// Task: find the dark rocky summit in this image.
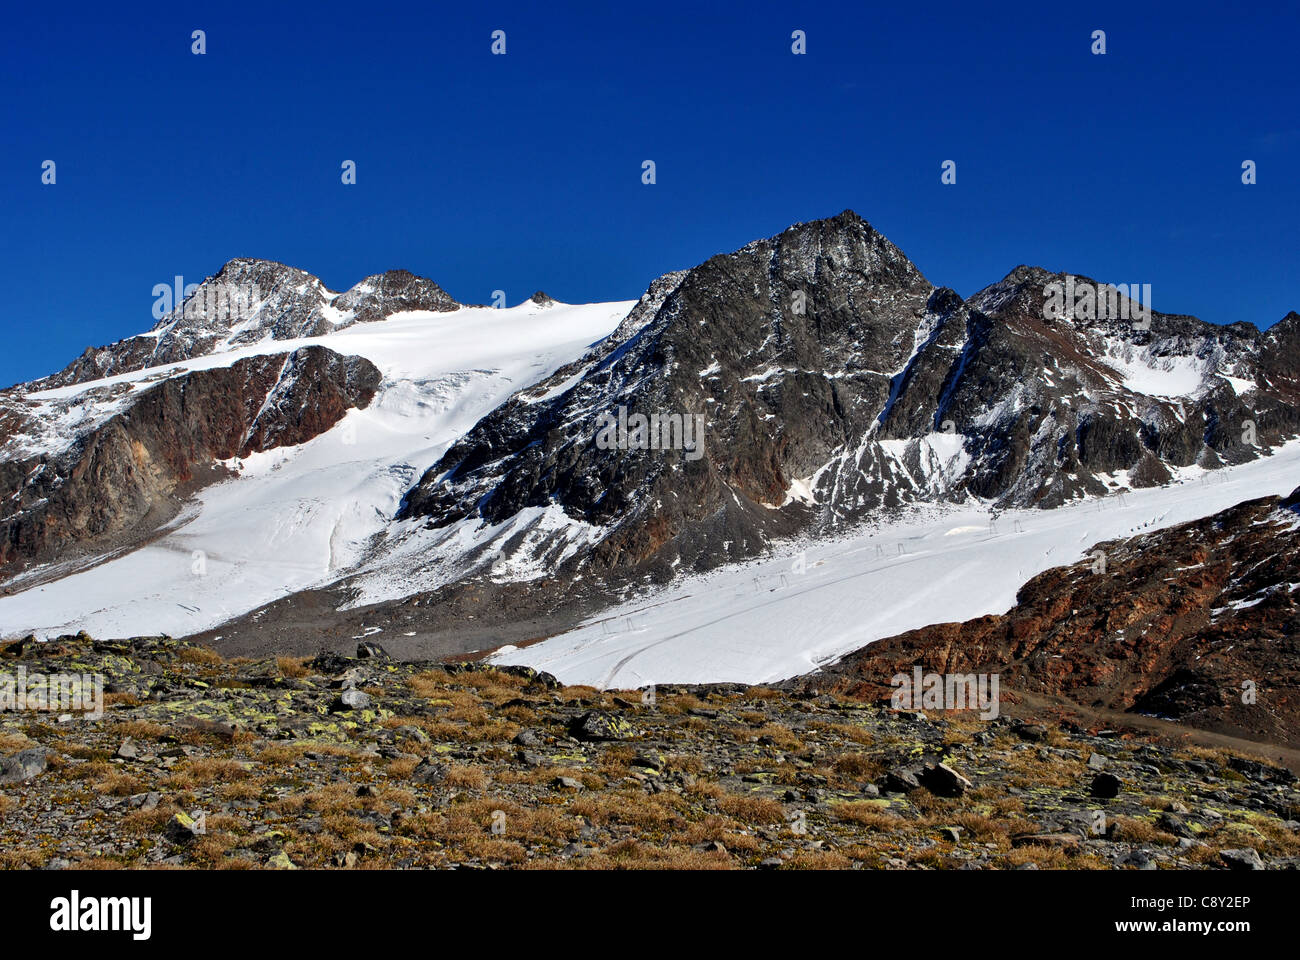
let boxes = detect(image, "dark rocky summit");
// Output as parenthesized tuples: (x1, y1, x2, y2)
(400, 210, 1299, 587)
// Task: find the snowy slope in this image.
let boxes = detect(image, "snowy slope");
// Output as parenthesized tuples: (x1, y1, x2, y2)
(491, 439, 1300, 687)
(0, 300, 634, 639)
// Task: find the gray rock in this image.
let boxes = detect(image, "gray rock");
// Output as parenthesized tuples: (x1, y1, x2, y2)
(0, 748, 49, 785)
(1156, 812, 1192, 838)
(331, 689, 372, 712)
(630, 752, 664, 771)
(1014, 723, 1048, 742)
(410, 759, 448, 785)
(569, 711, 635, 741)
(164, 812, 203, 844)
(919, 762, 973, 797)
(1220, 847, 1264, 870)
(1090, 773, 1122, 799)
(1121, 848, 1158, 870)
(882, 767, 922, 793)
(395, 725, 430, 744)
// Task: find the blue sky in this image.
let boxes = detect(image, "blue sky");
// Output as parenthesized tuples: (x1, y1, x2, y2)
(3, 0, 1297, 387)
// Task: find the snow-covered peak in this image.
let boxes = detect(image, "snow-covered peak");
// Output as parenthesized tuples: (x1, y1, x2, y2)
(22, 260, 462, 393)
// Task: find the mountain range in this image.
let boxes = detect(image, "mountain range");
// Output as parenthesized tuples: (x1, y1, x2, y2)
(2, 210, 1297, 747)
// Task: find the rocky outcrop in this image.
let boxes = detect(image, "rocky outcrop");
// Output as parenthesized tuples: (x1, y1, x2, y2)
(327, 269, 457, 326)
(0, 346, 380, 576)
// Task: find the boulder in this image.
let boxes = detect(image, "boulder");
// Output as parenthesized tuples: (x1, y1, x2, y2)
(0, 748, 49, 785)
(569, 711, 635, 741)
(1220, 847, 1264, 870)
(410, 759, 448, 786)
(918, 762, 973, 797)
(1090, 773, 1122, 799)
(331, 689, 372, 712)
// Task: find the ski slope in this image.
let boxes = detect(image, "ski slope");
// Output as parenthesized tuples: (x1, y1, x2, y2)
(0, 299, 634, 640)
(492, 440, 1300, 687)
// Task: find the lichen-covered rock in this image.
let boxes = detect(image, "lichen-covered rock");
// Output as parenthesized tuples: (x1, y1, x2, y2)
(569, 711, 635, 742)
(164, 812, 203, 844)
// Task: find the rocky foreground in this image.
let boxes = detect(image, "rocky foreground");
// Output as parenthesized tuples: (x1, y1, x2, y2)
(1, 633, 1297, 870)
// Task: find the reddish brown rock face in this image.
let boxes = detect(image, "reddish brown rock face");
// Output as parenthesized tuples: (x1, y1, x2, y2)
(0, 346, 380, 577)
(792, 492, 1300, 748)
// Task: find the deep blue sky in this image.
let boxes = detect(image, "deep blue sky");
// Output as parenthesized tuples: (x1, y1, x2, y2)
(3, 1, 1297, 388)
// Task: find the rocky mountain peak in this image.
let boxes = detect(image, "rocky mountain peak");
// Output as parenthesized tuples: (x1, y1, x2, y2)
(396, 210, 1300, 597)
(1267, 310, 1300, 341)
(208, 256, 319, 289)
(330, 269, 457, 324)
(732, 208, 929, 291)
(398, 210, 942, 579)
(24, 261, 459, 392)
